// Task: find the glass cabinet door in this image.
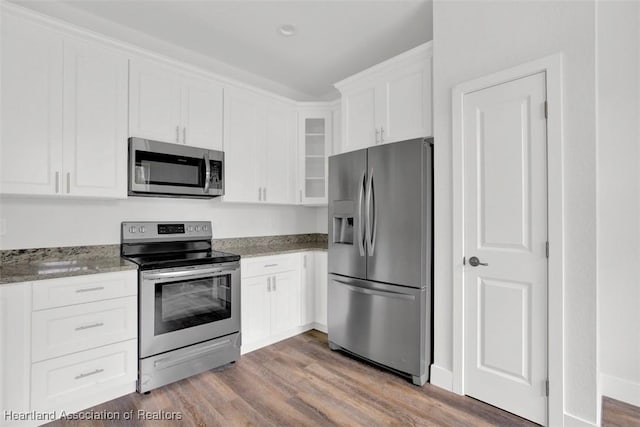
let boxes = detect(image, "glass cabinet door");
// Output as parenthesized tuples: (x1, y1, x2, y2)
(299, 110, 332, 205)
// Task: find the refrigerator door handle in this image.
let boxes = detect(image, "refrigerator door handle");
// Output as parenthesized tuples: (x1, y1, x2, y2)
(365, 169, 376, 256)
(357, 170, 366, 256)
(370, 172, 377, 255)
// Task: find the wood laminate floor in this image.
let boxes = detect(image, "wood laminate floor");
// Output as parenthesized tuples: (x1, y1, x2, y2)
(45, 331, 638, 426)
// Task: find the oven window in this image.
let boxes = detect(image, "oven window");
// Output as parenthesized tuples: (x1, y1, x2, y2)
(155, 274, 232, 335)
(135, 150, 204, 188)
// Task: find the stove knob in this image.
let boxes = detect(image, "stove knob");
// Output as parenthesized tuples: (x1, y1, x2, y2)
(139, 226, 146, 233)
(195, 225, 200, 232)
(129, 226, 136, 233)
(203, 225, 208, 231)
(188, 226, 193, 232)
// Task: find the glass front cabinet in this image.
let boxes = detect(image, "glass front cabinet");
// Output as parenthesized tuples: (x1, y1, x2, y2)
(298, 109, 332, 205)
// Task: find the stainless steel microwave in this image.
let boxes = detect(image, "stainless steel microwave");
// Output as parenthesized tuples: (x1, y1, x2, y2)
(128, 138, 224, 198)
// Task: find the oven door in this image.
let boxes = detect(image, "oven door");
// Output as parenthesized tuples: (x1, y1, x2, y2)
(139, 261, 240, 358)
(129, 137, 224, 197)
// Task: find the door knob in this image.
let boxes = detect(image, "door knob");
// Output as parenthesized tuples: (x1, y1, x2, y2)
(468, 256, 488, 267)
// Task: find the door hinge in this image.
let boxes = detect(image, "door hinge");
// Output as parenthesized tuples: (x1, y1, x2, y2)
(545, 380, 549, 396)
(545, 241, 549, 258)
(544, 101, 548, 119)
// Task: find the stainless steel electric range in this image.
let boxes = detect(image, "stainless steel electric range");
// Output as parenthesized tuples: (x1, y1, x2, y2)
(121, 221, 240, 393)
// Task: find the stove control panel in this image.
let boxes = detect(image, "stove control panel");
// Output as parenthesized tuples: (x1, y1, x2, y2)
(121, 221, 212, 243)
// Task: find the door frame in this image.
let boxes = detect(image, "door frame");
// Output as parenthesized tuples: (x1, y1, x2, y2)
(451, 54, 564, 426)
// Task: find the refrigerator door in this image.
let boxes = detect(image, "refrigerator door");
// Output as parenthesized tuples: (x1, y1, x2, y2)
(328, 149, 367, 280)
(327, 274, 427, 382)
(366, 139, 432, 288)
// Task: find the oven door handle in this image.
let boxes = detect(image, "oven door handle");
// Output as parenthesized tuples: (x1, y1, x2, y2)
(143, 266, 236, 281)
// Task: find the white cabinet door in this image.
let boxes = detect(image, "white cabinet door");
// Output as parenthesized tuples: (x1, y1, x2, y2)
(270, 271, 300, 336)
(299, 253, 315, 326)
(0, 282, 32, 424)
(62, 40, 128, 198)
(342, 87, 376, 153)
(223, 89, 261, 203)
(1, 14, 63, 195)
(298, 109, 332, 205)
(314, 252, 328, 329)
(129, 59, 182, 143)
(380, 59, 432, 143)
(265, 104, 295, 204)
(182, 77, 224, 150)
(240, 276, 270, 347)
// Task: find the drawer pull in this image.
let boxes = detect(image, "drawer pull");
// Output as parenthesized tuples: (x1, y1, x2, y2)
(75, 368, 104, 380)
(264, 264, 278, 268)
(75, 322, 104, 331)
(75, 286, 105, 293)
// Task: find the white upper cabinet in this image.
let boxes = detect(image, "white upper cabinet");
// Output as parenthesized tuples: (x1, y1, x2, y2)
(1, 13, 64, 196)
(1, 12, 128, 198)
(297, 108, 332, 205)
(129, 58, 223, 150)
(63, 39, 128, 198)
(224, 86, 296, 204)
(335, 42, 432, 153)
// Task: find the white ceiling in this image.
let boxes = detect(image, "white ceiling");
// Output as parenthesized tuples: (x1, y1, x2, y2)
(10, 0, 432, 100)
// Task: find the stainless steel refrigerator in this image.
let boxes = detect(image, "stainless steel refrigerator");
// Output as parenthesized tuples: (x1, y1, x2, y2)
(327, 137, 433, 385)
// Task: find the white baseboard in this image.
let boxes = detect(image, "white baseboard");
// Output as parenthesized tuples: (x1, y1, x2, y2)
(563, 412, 597, 427)
(312, 322, 327, 333)
(601, 373, 640, 408)
(429, 364, 453, 391)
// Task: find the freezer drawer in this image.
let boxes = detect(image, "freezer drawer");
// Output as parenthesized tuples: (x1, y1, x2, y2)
(327, 274, 429, 383)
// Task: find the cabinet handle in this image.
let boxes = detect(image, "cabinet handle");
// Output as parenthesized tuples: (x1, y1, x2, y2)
(375, 128, 380, 144)
(258, 187, 262, 201)
(66, 172, 70, 193)
(75, 368, 104, 380)
(55, 172, 60, 193)
(75, 322, 104, 331)
(75, 286, 105, 293)
(183, 127, 187, 144)
(273, 276, 276, 291)
(264, 187, 267, 201)
(380, 127, 385, 142)
(299, 190, 302, 203)
(264, 264, 278, 268)
(176, 125, 180, 143)
(267, 277, 271, 292)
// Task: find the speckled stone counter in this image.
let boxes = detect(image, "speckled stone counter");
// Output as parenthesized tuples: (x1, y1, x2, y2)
(212, 233, 327, 258)
(0, 234, 328, 285)
(0, 245, 137, 285)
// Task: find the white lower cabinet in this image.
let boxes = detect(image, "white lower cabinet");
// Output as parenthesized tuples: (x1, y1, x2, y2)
(241, 254, 301, 353)
(0, 271, 137, 426)
(314, 251, 328, 331)
(300, 251, 328, 332)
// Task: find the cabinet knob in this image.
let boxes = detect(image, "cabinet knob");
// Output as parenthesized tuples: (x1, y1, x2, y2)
(375, 128, 380, 144)
(176, 125, 180, 143)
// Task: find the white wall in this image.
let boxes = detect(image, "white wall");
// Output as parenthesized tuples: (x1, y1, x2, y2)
(0, 197, 319, 249)
(432, 0, 598, 423)
(596, 0, 640, 408)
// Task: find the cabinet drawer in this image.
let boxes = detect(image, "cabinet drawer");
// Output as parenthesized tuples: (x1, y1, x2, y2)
(241, 254, 299, 278)
(32, 270, 137, 310)
(31, 339, 137, 413)
(32, 296, 137, 362)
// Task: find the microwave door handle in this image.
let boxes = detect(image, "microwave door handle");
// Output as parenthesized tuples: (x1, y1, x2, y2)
(203, 153, 211, 192)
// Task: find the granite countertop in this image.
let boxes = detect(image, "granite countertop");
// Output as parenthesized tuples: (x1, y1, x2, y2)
(0, 234, 328, 285)
(0, 245, 137, 285)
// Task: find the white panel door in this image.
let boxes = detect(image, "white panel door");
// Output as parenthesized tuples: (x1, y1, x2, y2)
(264, 103, 294, 204)
(62, 40, 128, 198)
(383, 60, 432, 143)
(129, 59, 182, 143)
(314, 251, 328, 328)
(270, 271, 300, 336)
(299, 253, 315, 326)
(182, 77, 223, 150)
(1, 15, 63, 195)
(223, 89, 260, 202)
(463, 72, 548, 425)
(342, 87, 376, 152)
(240, 276, 270, 347)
